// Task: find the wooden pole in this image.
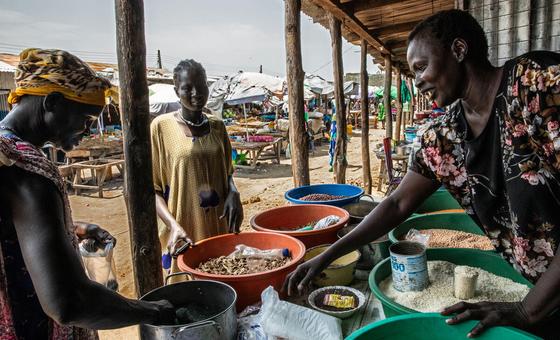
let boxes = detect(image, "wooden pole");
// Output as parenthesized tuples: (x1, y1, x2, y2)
(329, 13, 347, 184)
(115, 0, 162, 296)
(383, 55, 393, 139)
(284, 0, 310, 187)
(408, 78, 415, 125)
(395, 67, 403, 141)
(360, 40, 372, 194)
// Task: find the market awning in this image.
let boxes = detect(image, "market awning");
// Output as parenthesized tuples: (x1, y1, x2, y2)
(207, 72, 285, 113)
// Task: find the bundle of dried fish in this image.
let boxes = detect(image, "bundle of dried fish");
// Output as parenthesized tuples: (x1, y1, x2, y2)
(197, 256, 290, 275)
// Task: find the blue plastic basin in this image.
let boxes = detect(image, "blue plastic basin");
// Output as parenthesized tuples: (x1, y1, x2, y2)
(285, 184, 364, 207)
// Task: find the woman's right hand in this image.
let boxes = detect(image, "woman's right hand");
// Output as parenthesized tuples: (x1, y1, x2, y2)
(283, 256, 328, 296)
(150, 299, 176, 325)
(167, 222, 193, 256)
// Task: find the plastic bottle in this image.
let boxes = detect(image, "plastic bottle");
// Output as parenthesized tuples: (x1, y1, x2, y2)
(229, 244, 290, 260)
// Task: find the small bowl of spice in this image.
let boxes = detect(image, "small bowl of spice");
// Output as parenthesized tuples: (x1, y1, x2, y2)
(308, 286, 366, 319)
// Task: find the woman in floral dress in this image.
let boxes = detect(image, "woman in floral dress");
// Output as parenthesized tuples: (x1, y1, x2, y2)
(286, 10, 560, 339)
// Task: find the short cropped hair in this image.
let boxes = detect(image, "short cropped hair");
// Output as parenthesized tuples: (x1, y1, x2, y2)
(408, 9, 489, 62)
(173, 59, 207, 83)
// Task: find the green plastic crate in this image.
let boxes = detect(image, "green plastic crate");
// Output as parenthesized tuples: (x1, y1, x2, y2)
(346, 313, 540, 340)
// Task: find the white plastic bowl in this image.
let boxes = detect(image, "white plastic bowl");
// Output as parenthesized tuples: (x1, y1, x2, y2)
(308, 285, 366, 319)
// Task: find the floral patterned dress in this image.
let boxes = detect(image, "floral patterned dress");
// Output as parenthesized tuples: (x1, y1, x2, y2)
(411, 51, 560, 283)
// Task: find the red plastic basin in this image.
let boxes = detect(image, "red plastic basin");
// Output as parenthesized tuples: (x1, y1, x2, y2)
(250, 204, 349, 248)
(177, 232, 305, 310)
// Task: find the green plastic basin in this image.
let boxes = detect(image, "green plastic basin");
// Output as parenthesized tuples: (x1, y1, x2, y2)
(415, 188, 462, 214)
(345, 313, 540, 340)
(389, 212, 486, 244)
(369, 248, 533, 318)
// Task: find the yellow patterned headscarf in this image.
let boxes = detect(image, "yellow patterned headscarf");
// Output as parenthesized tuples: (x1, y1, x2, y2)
(8, 48, 116, 106)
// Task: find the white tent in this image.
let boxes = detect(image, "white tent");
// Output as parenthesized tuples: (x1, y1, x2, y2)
(148, 83, 180, 118)
(206, 72, 285, 114)
(304, 75, 334, 96)
(349, 85, 380, 99)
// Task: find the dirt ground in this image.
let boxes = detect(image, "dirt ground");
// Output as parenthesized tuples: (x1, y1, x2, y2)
(68, 127, 386, 339)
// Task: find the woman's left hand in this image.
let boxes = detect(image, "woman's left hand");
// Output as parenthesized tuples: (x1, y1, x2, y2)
(75, 222, 116, 247)
(441, 301, 531, 338)
(221, 190, 243, 233)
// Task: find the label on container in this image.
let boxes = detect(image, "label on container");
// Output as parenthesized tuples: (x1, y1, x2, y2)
(389, 242, 429, 292)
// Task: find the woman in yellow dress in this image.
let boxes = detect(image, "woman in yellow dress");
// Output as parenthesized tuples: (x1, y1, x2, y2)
(150, 60, 243, 277)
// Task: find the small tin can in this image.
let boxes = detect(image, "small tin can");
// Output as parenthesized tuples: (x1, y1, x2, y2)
(389, 241, 429, 291)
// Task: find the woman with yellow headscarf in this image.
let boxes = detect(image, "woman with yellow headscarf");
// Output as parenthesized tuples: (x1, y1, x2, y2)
(0, 48, 174, 339)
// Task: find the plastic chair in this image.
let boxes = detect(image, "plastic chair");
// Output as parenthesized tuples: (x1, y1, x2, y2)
(382, 137, 403, 196)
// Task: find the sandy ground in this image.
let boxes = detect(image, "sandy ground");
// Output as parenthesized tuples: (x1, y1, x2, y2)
(68, 127, 386, 339)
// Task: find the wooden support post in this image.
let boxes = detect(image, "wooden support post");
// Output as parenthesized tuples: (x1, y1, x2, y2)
(408, 78, 415, 125)
(395, 67, 403, 141)
(360, 40, 372, 194)
(329, 13, 347, 184)
(383, 54, 393, 139)
(284, 0, 310, 187)
(115, 0, 162, 297)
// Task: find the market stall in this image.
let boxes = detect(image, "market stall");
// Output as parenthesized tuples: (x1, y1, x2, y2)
(230, 137, 283, 169)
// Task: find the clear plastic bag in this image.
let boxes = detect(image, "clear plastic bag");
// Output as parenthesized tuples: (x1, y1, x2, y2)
(237, 303, 270, 340)
(258, 286, 342, 340)
(312, 215, 341, 230)
(79, 240, 119, 291)
(228, 244, 289, 260)
(405, 228, 430, 247)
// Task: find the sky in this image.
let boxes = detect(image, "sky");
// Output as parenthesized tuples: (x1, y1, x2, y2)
(0, 0, 380, 80)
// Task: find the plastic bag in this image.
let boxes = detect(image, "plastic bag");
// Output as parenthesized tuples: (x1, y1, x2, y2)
(237, 304, 269, 340)
(405, 228, 430, 247)
(79, 240, 119, 291)
(258, 286, 342, 340)
(229, 244, 289, 260)
(312, 215, 341, 230)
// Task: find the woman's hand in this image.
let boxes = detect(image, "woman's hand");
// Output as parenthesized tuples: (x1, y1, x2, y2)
(150, 299, 176, 325)
(283, 256, 328, 296)
(221, 190, 243, 233)
(75, 222, 116, 247)
(167, 222, 193, 256)
(441, 301, 532, 338)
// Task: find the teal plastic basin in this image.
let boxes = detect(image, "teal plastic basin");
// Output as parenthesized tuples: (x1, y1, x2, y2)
(389, 212, 485, 244)
(369, 248, 533, 318)
(346, 313, 540, 339)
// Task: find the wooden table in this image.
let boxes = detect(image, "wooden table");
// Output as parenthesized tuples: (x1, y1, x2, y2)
(65, 146, 113, 163)
(375, 152, 409, 191)
(65, 139, 123, 163)
(71, 159, 125, 198)
(230, 137, 283, 169)
(286, 269, 385, 337)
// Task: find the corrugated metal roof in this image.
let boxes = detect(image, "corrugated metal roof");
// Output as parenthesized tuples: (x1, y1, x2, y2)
(0, 60, 15, 73)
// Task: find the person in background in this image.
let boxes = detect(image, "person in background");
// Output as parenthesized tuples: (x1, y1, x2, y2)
(0, 48, 173, 340)
(377, 101, 386, 129)
(151, 59, 243, 280)
(328, 99, 337, 172)
(285, 10, 560, 339)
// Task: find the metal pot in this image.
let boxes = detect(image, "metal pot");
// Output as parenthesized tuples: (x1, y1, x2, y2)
(139, 273, 237, 340)
(343, 194, 379, 224)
